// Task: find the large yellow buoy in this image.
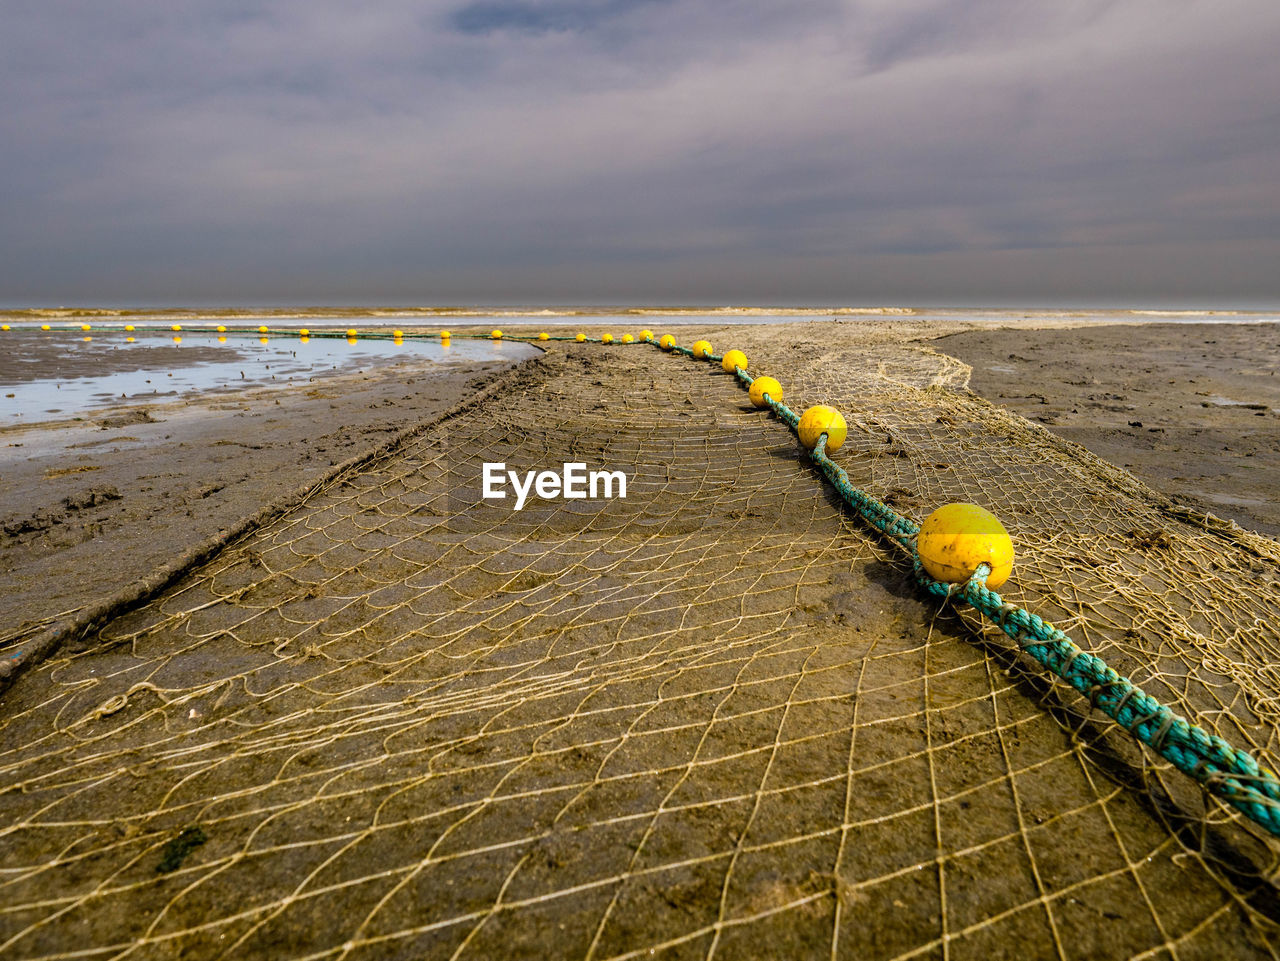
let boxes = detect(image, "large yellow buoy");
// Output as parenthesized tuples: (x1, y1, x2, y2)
(691, 339, 712, 359)
(640, 329, 654, 341)
(601, 333, 614, 344)
(81, 324, 91, 331)
(346, 328, 358, 338)
(659, 334, 676, 350)
(721, 349, 747, 372)
(798, 405, 847, 452)
(917, 503, 1014, 589)
(1, 325, 8, 331)
(125, 325, 135, 331)
(491, 329, 503, 340)
(299, 328, 310, 337)
(621, 333, 635, 344)
(440, 329, 451, 339)
(41, 324, 51, 330)
(172, 324, 182, 331)
(216, 325, 226, 332)
(575, 333, 587, 342)
(258, 325, 269, 334)
(393, 329, 404, 338)
(538, 332, 550, 341)
(748, 376, 782, 408)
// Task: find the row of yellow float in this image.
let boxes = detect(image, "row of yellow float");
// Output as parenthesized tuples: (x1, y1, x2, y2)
(0, 318, 1017, 585)
(637, 330, 1016, 591)
(0, 322, 415, 345)
(0, 318, 1020, 587)
(3, 323, 615, 343)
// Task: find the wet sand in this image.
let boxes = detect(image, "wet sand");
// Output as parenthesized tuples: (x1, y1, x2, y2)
(1, 336, 522, 656)
(5, 318, 1277, 667)
(935, 322, 1280, 536)
(2, 319, 1280, 959)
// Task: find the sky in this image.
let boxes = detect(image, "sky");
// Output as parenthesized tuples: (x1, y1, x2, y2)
(2, 0, 1278, 308)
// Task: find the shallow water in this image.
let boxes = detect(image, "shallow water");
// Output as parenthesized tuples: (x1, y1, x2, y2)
(5, 306, 1277, 328)
(0, 329, 533, 424)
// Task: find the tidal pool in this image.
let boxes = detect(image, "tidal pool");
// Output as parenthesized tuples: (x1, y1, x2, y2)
(0, 328, 535, 424)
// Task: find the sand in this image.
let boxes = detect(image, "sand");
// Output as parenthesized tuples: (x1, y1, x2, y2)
(937, 322, 1280, 536)
(1, 318, 1279, 960)
(1, 336, 520, 660)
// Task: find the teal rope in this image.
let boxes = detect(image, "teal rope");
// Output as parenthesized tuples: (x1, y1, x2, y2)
(947, 562, 1280, 834)
(805, 430, 1280, 835)
(665, 337, 1280, 836)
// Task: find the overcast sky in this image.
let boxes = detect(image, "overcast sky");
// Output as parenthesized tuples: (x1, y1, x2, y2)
(2, 1, 1278, 307)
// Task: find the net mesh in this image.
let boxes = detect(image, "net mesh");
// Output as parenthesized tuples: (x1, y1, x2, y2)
(4, 324, 1280, 960)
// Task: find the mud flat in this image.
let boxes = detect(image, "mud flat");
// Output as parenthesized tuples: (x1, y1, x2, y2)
(2, 319, 1280, 959)
(935, 322, 1280, 536)
(0, 333, 525, 653)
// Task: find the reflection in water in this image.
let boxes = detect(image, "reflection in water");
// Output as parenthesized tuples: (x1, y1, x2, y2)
(1, 329, 532, 424)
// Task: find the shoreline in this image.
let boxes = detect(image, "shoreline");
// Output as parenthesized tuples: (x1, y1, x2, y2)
(0, 351, 526, 656)
(3, 305, 1277, 327)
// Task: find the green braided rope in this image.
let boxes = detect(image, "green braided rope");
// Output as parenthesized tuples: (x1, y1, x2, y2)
(683, 339, 1280, 835)
(948, 564, 1280, 834)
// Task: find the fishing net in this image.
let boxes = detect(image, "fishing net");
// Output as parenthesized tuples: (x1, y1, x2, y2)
(3, 322, 1280, 959)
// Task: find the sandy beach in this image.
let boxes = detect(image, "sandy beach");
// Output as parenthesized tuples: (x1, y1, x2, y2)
(1, 317, 1279, 959)
(1, 336, 521, 663)
(938, 322, 1280, 536)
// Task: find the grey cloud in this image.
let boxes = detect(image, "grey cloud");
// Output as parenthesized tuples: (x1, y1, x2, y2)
(1, 0, 1278, 305)
(450, 0, 674, 36)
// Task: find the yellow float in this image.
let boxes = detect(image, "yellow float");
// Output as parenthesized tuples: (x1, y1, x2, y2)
(748, 376, 782, 408)
(798, 405, 847, 452)
(916, 503, 1014, 589)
